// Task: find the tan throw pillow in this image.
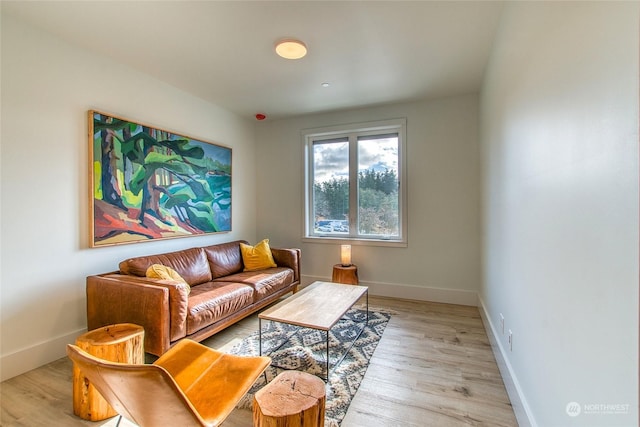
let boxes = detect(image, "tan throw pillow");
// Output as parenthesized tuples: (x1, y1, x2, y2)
(240, 239, 277, 271)
(145, 264, 190, 294)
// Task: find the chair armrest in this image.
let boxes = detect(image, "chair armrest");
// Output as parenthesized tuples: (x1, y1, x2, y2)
(87, 274, 178, 356)
(271, 248, 301, 283)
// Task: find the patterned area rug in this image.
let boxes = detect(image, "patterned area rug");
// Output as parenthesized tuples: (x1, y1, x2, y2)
(229, 308, 391, 427)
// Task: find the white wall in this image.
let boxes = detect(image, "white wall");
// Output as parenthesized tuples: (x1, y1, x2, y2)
(480, 2, 639, 426)
(0, 13, 258, 380)
(255, 95, 481, 305)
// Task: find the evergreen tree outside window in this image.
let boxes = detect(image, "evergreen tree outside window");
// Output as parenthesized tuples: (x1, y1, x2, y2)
(304, 119, 407, 245)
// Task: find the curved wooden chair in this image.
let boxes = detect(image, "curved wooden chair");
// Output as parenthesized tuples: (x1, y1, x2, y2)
(67, 339, 270, 427)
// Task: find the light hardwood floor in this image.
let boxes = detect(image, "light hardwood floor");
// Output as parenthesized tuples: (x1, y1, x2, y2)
(0, 296, 517, 427)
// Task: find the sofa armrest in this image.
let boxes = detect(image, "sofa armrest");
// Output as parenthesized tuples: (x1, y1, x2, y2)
(271, 248, 301, 283)
(133, 277, 190, 342)
(86, 274, 183, 356)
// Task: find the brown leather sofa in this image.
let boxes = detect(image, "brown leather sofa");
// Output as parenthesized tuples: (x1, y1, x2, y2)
(86, 240, 300, 356)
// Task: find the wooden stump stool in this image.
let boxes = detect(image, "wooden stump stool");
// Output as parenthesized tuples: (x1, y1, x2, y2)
(72, 323, 144, 421)
(332, 264, 359, 285)
(253, 370, 326, 427)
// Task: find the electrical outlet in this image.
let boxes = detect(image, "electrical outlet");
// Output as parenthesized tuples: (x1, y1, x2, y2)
(499, 313, 505, 334)
(508, 329, 513, 351)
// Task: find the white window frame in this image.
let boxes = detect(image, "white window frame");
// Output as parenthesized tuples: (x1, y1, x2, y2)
(302, 118, 407, 247)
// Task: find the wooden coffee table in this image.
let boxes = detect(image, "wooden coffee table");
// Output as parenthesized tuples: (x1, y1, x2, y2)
(258, 281, 368, 380)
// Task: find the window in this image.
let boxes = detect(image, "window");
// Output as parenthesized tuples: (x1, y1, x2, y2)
(304, 119, 407, 245)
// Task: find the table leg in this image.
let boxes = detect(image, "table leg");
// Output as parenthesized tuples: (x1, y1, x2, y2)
(259, 318, 262, 356)
(366, 289, 369, 324)
(326, 330, 330, 381)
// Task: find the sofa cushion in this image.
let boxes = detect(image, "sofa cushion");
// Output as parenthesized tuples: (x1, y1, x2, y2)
(119, 247, 212, 286)
(186, 282, 254, 335)
(204, 241, 246, 279)
(214, 267, 294, 303)
(240, 239, 277, 271)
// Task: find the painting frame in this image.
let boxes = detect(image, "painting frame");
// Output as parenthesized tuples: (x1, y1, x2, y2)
(89, 110, 232, 247)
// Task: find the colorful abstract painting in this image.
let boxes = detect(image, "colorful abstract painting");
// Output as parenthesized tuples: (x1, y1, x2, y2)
(89, 110, 232, 247)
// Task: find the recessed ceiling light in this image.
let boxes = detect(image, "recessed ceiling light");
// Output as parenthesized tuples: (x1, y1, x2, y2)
(321, 82, 330, 88)
(275, 39, 307, 60)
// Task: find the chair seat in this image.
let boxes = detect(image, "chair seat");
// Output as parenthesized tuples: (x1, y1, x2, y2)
(67, 338, 270, 427)
(154, 340, 269, 425)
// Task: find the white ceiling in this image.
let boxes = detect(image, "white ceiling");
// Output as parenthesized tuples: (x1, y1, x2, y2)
(2, 1, 505, 120)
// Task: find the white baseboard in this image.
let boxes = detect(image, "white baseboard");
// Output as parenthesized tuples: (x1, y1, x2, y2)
(478, 296, 537, 427)
(302, 274, 478, 306)
(1, 328, 85, 381)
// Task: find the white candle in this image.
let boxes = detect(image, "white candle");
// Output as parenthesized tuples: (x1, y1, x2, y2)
(341, 245, 352, 266)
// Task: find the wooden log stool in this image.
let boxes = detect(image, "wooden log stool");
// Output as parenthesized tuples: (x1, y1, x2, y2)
(253, 370, 326, 427)
(332, 264, 359, 285)
(72, 323, 144, 421)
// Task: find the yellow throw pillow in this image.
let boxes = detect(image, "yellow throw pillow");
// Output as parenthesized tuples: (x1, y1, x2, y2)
(145, 264, 190, 294)
(240, 239, 277, 271)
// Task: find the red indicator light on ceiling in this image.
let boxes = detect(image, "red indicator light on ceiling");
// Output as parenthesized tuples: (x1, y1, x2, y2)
(255, 113, 266, 121)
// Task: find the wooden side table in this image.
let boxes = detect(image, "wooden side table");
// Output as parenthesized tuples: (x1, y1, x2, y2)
(72, 323, 144, 421)
(332, 264, 359, 285)
(253, 370, 326, 427)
